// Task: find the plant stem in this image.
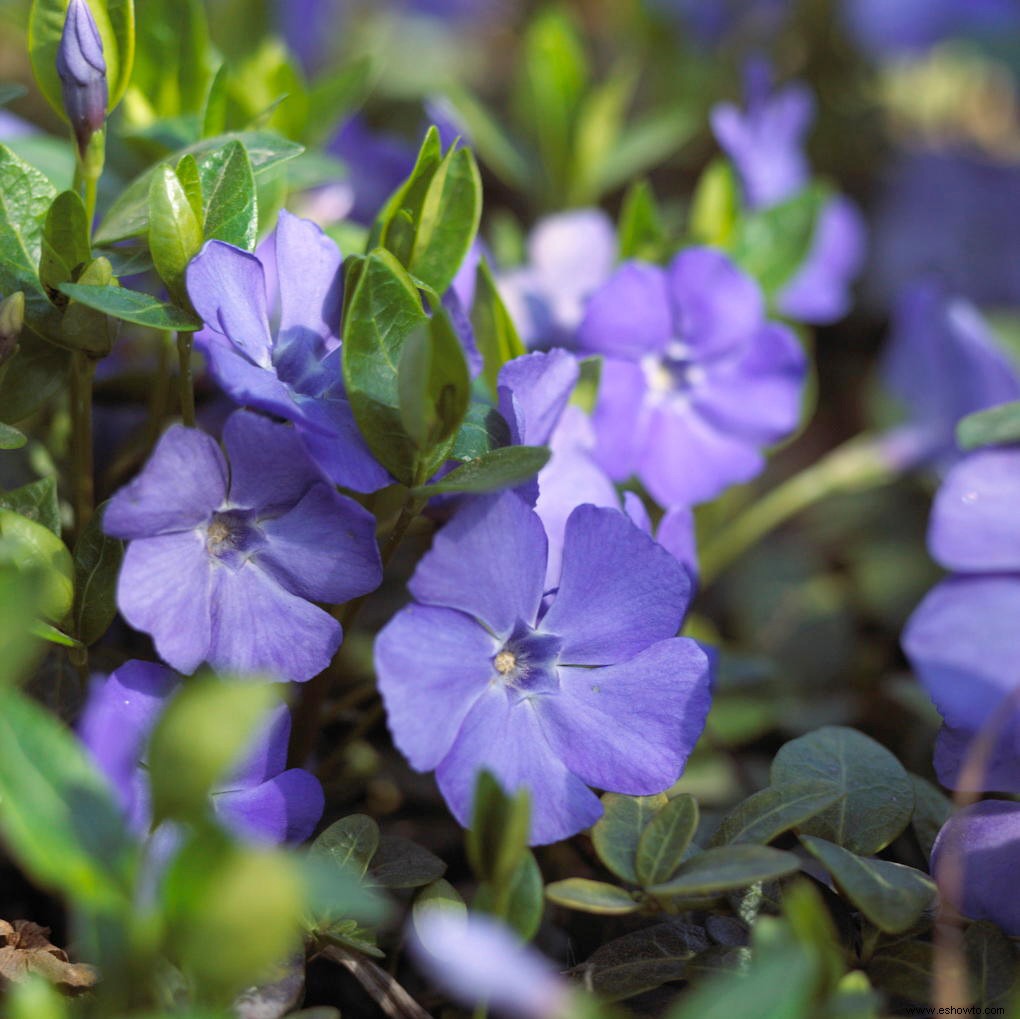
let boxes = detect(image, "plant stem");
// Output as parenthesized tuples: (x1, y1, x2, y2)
(698, 433, 902, 586)
(70, 351, 95, 536)
(176, 331, 195, 426)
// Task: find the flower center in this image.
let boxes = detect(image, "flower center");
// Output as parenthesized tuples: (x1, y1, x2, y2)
(204, 509, 264, 565)
(492, 620, 563, 701)
(643, 340, 706, 402)
(494, 650, 517, 675)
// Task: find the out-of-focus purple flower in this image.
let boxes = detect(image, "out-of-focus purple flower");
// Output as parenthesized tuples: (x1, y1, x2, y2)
(80, 660, 324, 843)
(649, 0, 790, 47)
(104, 410, 382, 683)
(930, 800, 1020, 935)
(56, 0, 107, 155)
(187, 210, 389, 492)
(842, 0, 1020, 58)
(375, 492, 711, 844)
(410, 911, 572, 1019)
(868, 150, 1020, 311)
(902, 445, 1020, 792)
(576, 248, 806, 507)
(498, 209, 616, 350)
(711, 62, 866, 325)
(880, 281, 1020, 470)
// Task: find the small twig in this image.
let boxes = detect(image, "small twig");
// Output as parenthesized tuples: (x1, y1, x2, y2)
(317, 944, 430, 1019)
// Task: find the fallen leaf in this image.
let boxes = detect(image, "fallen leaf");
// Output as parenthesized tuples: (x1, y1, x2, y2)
(0, 919, 98, 991)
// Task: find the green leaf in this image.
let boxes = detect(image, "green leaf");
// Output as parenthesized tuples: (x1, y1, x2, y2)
(798, 836, 936, 935)
(907, 774, 951, 862)
(201, 63, 229, 139)
(0, 508, 73, 621)
(0, 84, 28, 107)
(0, 565, 44, 686)
(312, 815, 380, 880)
(149, 166, 203, 306)
(58, 282, 202, 331)
(709, 782, 843, 848)
(618, 179, 665, 262)
(305, 57, 372, 147)
(965, 921, 1018, 1008)
(412, 445, 550, 496)
(341, 248, 429, 485)
(646, 845, 801, 899)
(449, 402, 512, 462)
(199, 139, 258, 251)
(866, 939, 933, 1004)
(413, 878, 467, 939)
(770, 726, 915, 855)
(175, 155, 204, 232)
(465, 770, 531, 887)
(0, 684, 135, 908)
(0, 422, 26, 449)
(95, 131, 302, 244)
(148, 676, 280, 825)
(545, 878, 641, 916)
(71, 502, 123, 645)
(408, 145, 482, 294)
(0, 477, 60, 535)
(29, 0, 135, 117)
(689, 159, 739, 248)
(38, 190, 91, 296)
(957, 400, 1020, 451)
(635, 794, 699, 887)
(475, 849, 544, 940)
(591, 792, 668, 884)
(57, 256, 119, 356)
(366, 836, 446, 890)
(471, 257, 526, 398)
(0, 334, 68, 424)
(442, 88, 532, 192)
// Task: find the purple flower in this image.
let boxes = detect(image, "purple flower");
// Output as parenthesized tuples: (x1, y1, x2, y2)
(410, 911, 572, 1019)
(497, 209, 616, 349)
(880, 281, 1020, 470)
(375, 492, 712, 844)
(576, 248, 806, 507)
(104, 410, 382, 683)
(186, 210, 390, 493)
(56, 0, 107, 155)
(80, 660, 324, 843)
(902, 445, 1020, 792)
(651, 0, 790, 47)
(930, 801, 1020, 935)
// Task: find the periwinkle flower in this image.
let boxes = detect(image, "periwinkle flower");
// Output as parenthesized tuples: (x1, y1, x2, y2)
(186, 210, 389, 493)
(902, 445, 1020, 793)
(56, 0, 107, 155)
(104, 410, 382, 683)
(80, 660, 324, 843)
(576, 248, 807, 507)
(375, 491, 712, 844)
(497, 209, 616, 349)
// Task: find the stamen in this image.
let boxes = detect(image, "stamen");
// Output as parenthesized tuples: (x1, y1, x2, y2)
(494, 650, 517, 675)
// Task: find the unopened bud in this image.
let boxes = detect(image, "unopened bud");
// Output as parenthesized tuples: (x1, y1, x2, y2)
(56, 0, 107, 156)
(0, 292, 25, 367)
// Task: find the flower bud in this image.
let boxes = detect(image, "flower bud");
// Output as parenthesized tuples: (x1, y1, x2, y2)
(0, 292, 25, 367)
(56, 0, 107, 156)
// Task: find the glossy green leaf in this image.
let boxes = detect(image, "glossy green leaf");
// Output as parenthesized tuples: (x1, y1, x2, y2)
(592, 793, 668, 884)
(635, 794, 699, 887)
(465, 770, 530, 887)
(38, 190, 91, 296)
(341, 248, 428, 485)
(0, 476, 60, 535)
(709, 782, 843, 848)
(371, 127, 442, 261)
(199, 139, 257, 251)
(471, 257, 526, 397)
(72, 502, 122, 645)
(95, 131, 302, 244)
(448, 402, 512, 462)
(57, 256, 119, 355)
(412, 445, 550, 496)
(957, 400, 1020, 451)
(58, 282, 202, 331)
(475, 849, 544, 941)
(770, 726, 915, 855)
(149, 165, 203, 305)
(0, 423, 26, 449)
(312, 815, 380, 880)
(0, 508, 72, 621)
(175, 155, 204, 231)
(0, 684, 135, 908)
(29, 0, 135, 117)
(366, 836, 446, 890)
(799, 835, 936, 935)
(545, 878, 641, 916)
(646, 845, 800, 900)
(908, 774, 952, 862)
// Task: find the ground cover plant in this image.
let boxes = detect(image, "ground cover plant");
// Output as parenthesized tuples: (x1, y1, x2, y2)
(1, 1, 1020, 1017)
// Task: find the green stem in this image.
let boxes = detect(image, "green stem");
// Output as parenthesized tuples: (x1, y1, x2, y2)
(698, 433, 901, 586)
(70, 351, 95, 536)
(176, 331, 195, 426)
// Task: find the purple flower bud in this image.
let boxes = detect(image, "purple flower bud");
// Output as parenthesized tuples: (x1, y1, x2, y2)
(0, 292, 25, 367)
(56, 0, 107, 155)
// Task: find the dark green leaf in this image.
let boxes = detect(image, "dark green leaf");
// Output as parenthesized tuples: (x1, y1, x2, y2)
(592, 793, 668, 884)
(471, 257, 526, 397)
(908, 774, 951, 862)
(957, 400, 1020, 451)
(38, 191, 91, 296)
(0, 477, 60, 535)
(58, 283, 202, 331)
(965, 921, 1018, 1007)
(95, 131, 302, 244)
(770, 726, 915, 855)
(0, 334, 68, 424)
(465, 770, 530, 887)
(312, 815, 380, 880)
(0, 423, 26, 449)
(149, 166, 203, 305)
(58, 257, 119, 356)
(646, 846, 801, 899)
(799, 836, 936, 935)
(449, 401, 512, 462)
(476, 849, 544, 940)
(72, 503, 123, 645)
(199, 139, 258, 251)
(709, 782, 843, 848)
(866, 940, 933, 1004)
(635, 794, 699, 887)
(366, 835, 445, 889)
(545, 879, 640, 916)
(413, 444, 549, 496)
